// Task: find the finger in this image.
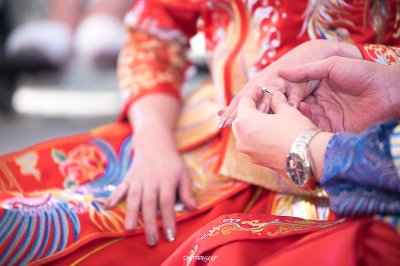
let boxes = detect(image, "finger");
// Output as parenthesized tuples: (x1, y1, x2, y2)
(221, 85, 265, 127)
(142, 187, 159, 246)
(179, 169, 197, 210)
(227, 111, 237, 126)
(159, 183, 177, 242)
(258, 78, 290, 112)
(314, 114, 332, 131)
(298, 102, 312, 120)
(300, 102, 332, 131)
(278, 56, 350, 84)
(304, 102, 326, 118)
(106, 182, 128, 208)
(237, 96, 258, 115)
(257, 101, 269, 113)
(257, 93, 273, 113)
(125, 184, 142, 230)
(288, 83, 311, 108)
(299, 102, 324, 126)
(218, 96, 240, 128)
(270, 91, 290, 114)
(303, 95, 317, 104)
(217, 107, 227, 116)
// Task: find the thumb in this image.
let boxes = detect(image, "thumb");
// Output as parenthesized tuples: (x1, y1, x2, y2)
(278, 57, 336, 83)
(270, 91, 291, 114)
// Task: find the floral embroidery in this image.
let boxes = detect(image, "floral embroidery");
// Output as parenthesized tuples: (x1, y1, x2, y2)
(0, 137, 133, 265)
(52, 145, 107, 188)
(14, 152, 41, 181)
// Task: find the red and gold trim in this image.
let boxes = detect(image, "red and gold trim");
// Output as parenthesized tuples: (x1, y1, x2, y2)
(357, 43, 400, 65)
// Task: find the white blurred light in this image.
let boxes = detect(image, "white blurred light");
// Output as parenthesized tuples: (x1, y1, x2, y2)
(13, 87, 121, 117)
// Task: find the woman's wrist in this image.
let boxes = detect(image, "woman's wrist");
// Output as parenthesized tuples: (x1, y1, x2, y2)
(308, 131, 334, 183)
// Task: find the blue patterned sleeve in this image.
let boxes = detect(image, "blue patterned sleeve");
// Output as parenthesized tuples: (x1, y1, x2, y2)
(321, 120, 400, 217)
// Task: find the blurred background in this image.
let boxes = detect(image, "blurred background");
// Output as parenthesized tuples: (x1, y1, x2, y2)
(0, 0, 207, 155)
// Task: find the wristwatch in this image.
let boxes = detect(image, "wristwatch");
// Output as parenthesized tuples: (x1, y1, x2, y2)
(286, 128, 321, 190)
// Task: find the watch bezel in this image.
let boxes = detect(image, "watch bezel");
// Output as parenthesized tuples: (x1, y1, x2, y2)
(286, 152, 311, 187)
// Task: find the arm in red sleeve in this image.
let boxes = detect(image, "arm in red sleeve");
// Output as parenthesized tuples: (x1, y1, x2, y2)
(117, 0, 200, 121)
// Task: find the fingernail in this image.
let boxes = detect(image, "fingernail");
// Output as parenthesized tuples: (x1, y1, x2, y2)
(147, 233, 158, 246)
(217, 117, 227, 128)
(165, 228, 175, 242)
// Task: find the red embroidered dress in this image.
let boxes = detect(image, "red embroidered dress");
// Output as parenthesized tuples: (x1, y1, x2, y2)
(1, 1, 399, 265)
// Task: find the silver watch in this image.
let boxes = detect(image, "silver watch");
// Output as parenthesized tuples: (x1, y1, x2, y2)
(286, 128, 321, 189)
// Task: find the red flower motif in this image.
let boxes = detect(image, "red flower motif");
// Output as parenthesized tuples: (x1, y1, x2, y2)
(59, 145, 107, 185)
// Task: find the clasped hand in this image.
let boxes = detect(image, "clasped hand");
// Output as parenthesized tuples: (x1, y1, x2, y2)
(229, 56, 400, 177)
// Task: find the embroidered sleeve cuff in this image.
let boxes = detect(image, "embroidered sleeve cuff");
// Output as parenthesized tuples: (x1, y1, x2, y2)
(321, 121, 400, 217)
(117, 29, 191, 121)
(356, 44, 400, 65)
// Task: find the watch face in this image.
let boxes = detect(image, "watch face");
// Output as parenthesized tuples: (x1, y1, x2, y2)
(286, 153, 309, 187)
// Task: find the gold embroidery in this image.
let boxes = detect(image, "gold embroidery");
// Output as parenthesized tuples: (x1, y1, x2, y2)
(186, 244, 199, 266)
(88, 206, 125, 232)
(362, 44, 400, 64)
(200, 218, 335, 240)
(0, 161, 23, 192)
(70, 238, 123, 266)
(118, 30, 188, 103)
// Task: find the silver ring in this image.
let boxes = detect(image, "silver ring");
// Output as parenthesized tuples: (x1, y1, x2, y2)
(261, 86, 274, 95)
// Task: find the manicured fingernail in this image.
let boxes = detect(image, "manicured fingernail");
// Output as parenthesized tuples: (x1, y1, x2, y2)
(217, 117, 227, 128)
(147, 233, 158, 246)
(165, 229, 175, 242)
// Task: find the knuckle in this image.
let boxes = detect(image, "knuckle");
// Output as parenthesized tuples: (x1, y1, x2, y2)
(142, 195, 157, 206)
(159, 199, 173, 210)
(126, 209, 137, 217)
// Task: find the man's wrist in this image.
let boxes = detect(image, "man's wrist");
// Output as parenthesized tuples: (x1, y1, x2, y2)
(308, 132, 334, 183)
(386, 65, 400, 118)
